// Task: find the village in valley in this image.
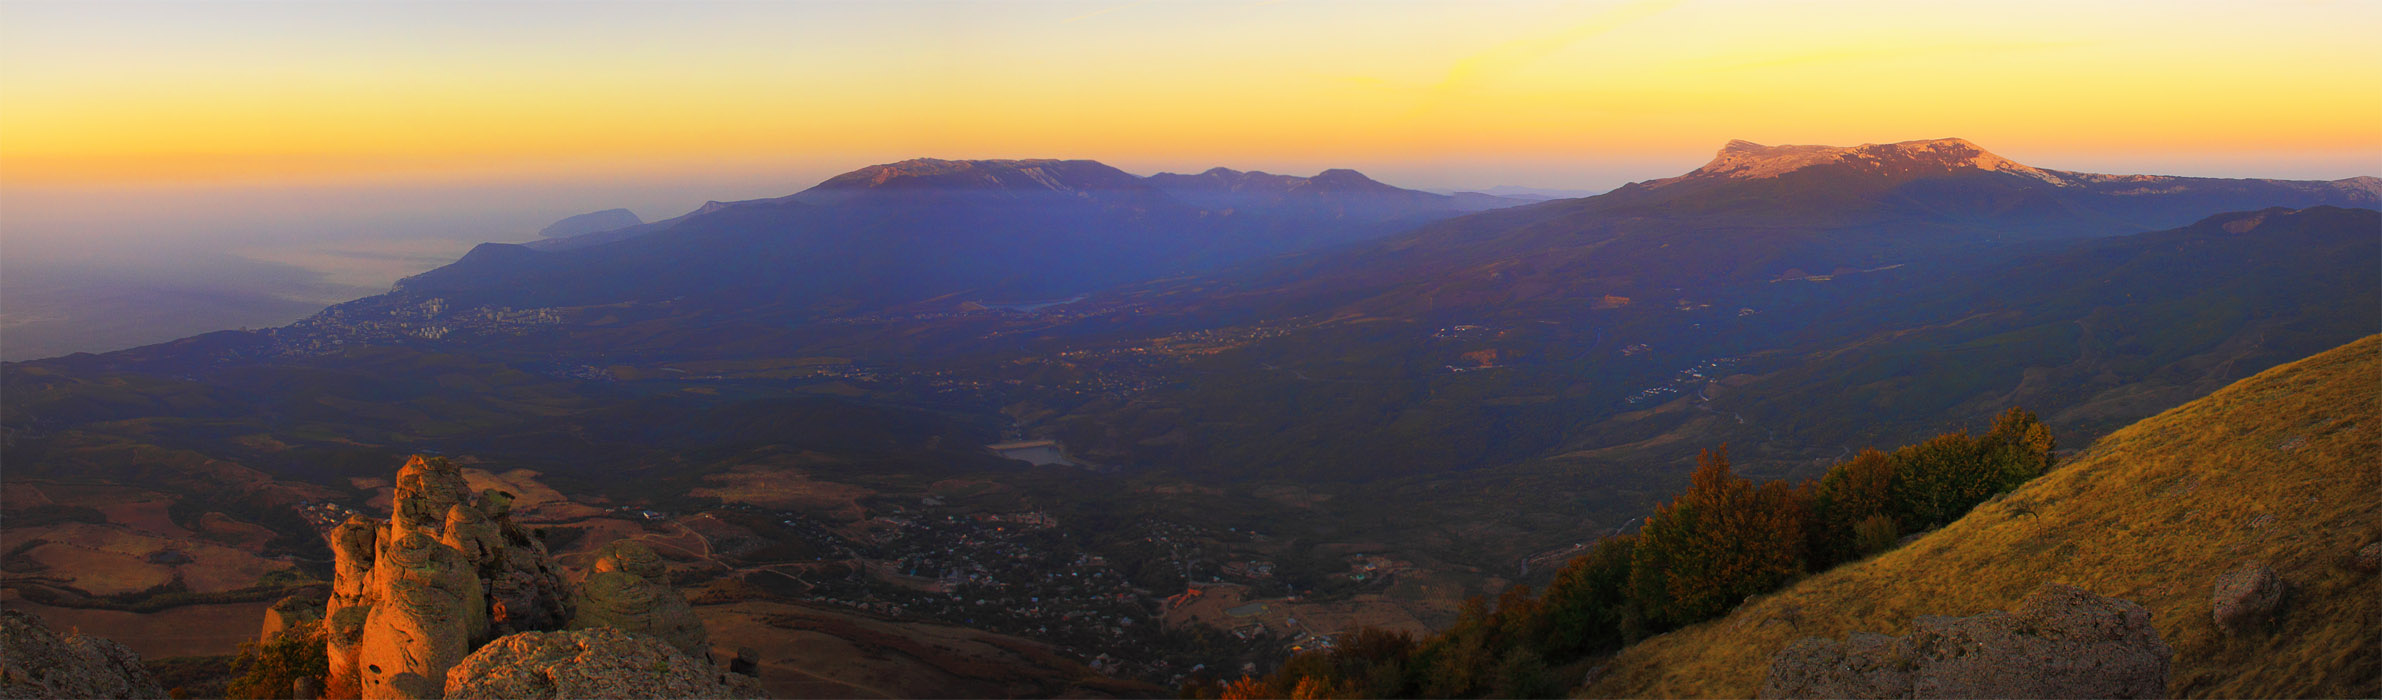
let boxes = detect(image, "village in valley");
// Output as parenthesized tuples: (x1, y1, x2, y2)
(294, 460, 1476, 687)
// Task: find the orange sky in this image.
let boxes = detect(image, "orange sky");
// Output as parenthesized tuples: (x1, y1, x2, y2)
(2, 0, 2378, 189)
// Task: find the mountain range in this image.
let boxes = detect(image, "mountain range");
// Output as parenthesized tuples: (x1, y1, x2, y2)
(417, 159, 1530, 315)
(2, 138, 2375, 698)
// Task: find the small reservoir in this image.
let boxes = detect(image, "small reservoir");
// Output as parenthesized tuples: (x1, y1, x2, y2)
(987, 439, 1078, 467)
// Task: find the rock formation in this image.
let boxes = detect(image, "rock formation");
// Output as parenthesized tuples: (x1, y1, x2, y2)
(325, 515, 385, 698)
(357, 531, 486, 699)
(1, 609, 168, 699)
(391, 454, 473, 534)
(442, 627, 761, 699)
(1759, 584, 2171, 699)
(304, 455, 721, 699)
(569, 541, 707, 658)
(2348, 541, 2382, 574)
(2210, 564, 2287, 634)
(455, 487, 572, 636)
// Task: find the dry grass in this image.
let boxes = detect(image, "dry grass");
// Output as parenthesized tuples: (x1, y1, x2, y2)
(16, 541, 174, 595)
(12, 522, 283, 595)
(688, 464, 875, 520)
(97, 497, 194, 539)
(461, 468, 605, 522)
(1583, 334, 2381, 699)
(697, 600, 1143, 698)
(194, 512, 278, 552)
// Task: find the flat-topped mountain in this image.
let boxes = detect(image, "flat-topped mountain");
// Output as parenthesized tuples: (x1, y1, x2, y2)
(1656, 137, 2380, 200)
(1662, 138, 2068, 185)
(1602, 137, 2379, 232)
(794, 158, 1160, 203)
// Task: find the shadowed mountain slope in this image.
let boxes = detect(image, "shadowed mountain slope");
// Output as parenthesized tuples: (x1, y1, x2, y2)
(421, 158, 1524, 316)
(1052, 205, 2379, 483)
(1710, 205, 2382, 447)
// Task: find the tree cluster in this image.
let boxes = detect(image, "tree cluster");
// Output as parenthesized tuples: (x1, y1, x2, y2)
(1187, 407, 2055, 699)
(223, 629, 329, 700)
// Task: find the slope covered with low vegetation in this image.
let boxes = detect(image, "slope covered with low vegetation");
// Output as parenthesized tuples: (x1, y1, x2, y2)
(1583, 333, 2381, 698)
(1189, 409, 2062, 698)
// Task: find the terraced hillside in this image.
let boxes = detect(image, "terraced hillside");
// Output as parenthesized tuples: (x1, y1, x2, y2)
(1583, 334, 2381, 698)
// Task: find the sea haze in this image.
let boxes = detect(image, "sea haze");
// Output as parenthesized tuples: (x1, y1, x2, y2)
(0, 174, 815, 361)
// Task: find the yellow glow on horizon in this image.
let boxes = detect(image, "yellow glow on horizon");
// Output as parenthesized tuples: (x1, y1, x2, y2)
(2, 0, 2376, 186)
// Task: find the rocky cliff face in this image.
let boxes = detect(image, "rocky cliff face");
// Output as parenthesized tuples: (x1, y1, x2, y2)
(311, 455, 713, 700)
(0, 609, 168, 699)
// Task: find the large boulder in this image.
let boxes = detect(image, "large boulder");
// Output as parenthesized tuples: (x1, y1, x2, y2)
(443, 628, 761, 699)
(1760, 584, 2171, 699)
(0, 609, 168, 699)
(2210, 564, 2287, 635)
(590, 540, 671, 584)
(569, 571, 708, 660)
(567, 541, 706, 658)
(2348, 542, 2382, 574)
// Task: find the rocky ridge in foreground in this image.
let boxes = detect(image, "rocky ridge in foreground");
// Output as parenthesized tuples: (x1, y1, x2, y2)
(307, 455, 755, 699)
(0, 609, 168, 699)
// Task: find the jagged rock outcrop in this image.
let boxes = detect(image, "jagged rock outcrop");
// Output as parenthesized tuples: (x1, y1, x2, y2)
(442, 628, 761, 700)
(1759, 584, 2171, 699)
(1, 609, 168, 699)
(2210, 564, 2287, 634)
(326, 515, 384, 698)
(308, 455, 726, 699)
(357, 531, 486, 699)
(391, 455, 473, 535)
(317, 456, 574, 699)
(569, 541, 706, 658)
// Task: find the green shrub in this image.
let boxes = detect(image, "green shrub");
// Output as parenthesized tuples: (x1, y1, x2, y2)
(1852, 513, 1899, 557)
(1190, 409, 2060, 699)
(1810, 449, 1897, 566)
(224, 627, 327, 700)
(1536, 535, 1636, 656)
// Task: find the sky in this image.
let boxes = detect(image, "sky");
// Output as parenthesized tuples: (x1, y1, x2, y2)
(2, 0, 2379, 358)
(4, 0, 2378, 193)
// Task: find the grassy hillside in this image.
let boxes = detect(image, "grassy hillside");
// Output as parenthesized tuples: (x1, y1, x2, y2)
(1582, 334, 2381, 698)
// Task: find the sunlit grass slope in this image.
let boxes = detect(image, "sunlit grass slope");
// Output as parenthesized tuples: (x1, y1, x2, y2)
(1583, 334, 2381, 698)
